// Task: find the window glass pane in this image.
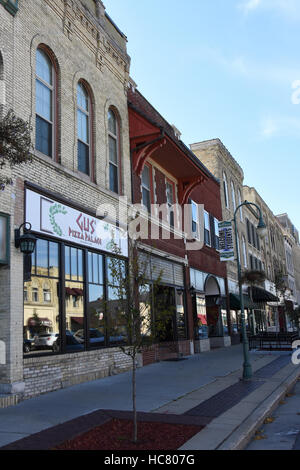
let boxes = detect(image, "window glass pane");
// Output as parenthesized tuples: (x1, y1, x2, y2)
(77, 109, 88, 143)
(88, 284, 105, 349)
(109, 135, 118, 164)
(65, 281, 84, 352)
(88, 251, 93, 283)
(49, 242, 59, 277)
(77, 83, 88, 111)
(140, 284, 152, 338)
(0, 216, 7, 261)
(78, 250, 83, 280)
(36, 49, 52, 85)
(24, 275, 60, 356)
(92, 253, 99, 285)
(142, 187, 151, 213)
(36, 239, 48, 273)
(109, 162, 119, 193)
(78, 140, 89, 175)
(142, 165, 150, 189)
(36, 115, 52, 157)
(36, 80, 52, 121)
(107, 257, 126, 286)
(71, 247, 78, 280)
(65, 246, 71, 280)
(107, 286, 127, 345)
(196, 295, 208, 339)
(176, 291, 186, 339)
(108, 109, 116, 135)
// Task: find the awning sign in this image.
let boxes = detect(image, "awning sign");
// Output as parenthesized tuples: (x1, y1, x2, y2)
(25, 189, 128, 257)
(219, 221, 235, 262)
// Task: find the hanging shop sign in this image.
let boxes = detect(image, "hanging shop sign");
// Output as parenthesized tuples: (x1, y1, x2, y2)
(25, 189, 128, 257)
(218, 221, 235, 262)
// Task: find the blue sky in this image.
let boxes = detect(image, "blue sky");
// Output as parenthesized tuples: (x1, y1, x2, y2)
(108, 0, 300, 231)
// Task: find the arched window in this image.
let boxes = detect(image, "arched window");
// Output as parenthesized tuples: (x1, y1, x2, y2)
(77, 82, 91, 176)
(231, 181, 236, 212)
(223, 172, 229, 209)
(238, 189, 243, 221)
(242, 236, 247, 268)
(35, 48, 55, 158)
(108, 109, 120, 194)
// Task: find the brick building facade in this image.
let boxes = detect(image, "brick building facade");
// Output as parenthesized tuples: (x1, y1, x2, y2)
(0, 0, 133, 401)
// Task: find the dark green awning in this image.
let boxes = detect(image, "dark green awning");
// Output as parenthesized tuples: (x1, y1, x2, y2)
(229, 293, 257, 310)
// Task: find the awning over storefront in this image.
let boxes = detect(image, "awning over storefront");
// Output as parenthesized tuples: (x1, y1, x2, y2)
(66, 287, 83, 296)
(251, 287, 279, 303)
(71, 317, 84, 325)
(229, 293, 257, 310)
(28, 317, 52, 327)
(197, 314, 207, 325)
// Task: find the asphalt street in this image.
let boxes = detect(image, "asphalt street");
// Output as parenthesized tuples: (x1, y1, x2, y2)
(246, 380, 300, 450)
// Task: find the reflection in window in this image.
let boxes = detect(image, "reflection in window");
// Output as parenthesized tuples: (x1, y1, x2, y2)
(24, 239, 60, 356)
(77, 82, 90, 175)
(35, 48, 54, 157)
(108, 109, 119, 194)
(175, 290, 186, 339)
(196, 295, 208, 339)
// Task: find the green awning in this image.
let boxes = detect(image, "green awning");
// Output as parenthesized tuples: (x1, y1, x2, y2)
(229, 293, 257, 310)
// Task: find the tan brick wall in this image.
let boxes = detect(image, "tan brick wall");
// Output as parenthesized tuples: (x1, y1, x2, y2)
(0, 0, 132, 393)
(23, 347, 132, 399)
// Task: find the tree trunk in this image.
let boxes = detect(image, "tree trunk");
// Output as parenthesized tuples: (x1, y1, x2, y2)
(132, 355, 137, 443)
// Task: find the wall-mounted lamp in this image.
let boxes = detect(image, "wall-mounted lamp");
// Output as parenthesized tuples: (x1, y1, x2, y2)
(176, 288, 184, 296)
(15, 222, 37, 255)
(189, 286, 196, 296)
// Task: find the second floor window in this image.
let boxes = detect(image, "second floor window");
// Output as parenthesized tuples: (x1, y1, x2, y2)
(214, 218, 220, 250)
(223, 172, 229, 209)
(36, 48, 54, 158)
(204, 211, 211, 246)
(191, 201, 199, 238)
(108, 109, 120, 194)
(166, 180, 175, 228)
(77, 83, 90, 176)
(141, 164, 152, 213)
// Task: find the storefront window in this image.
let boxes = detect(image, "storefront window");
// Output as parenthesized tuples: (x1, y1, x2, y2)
(24, 239, 60, 355)
(88, 252, 105, 349)
(196, 295, 208, 339)
(65, 246, 84, 349)
(107, 257, 128, 345)
(175, 290, 187, 340)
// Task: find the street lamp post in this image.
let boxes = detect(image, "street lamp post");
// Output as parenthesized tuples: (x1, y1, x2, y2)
(233, 200, 267, 380)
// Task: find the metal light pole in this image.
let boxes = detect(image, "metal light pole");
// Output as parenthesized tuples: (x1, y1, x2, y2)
(233, 200, 267, 380)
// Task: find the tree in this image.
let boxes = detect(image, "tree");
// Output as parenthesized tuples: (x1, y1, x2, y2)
(107, 238, 175, 444)
(0, 109, 33, 189)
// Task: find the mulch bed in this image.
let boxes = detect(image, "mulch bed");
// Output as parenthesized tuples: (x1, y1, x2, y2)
(54, 418, 203, 451)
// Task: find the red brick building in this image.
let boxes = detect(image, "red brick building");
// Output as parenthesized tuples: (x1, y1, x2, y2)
(128, 84, 230, 363)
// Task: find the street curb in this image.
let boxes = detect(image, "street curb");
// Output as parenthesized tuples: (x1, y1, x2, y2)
(217, 366, 300, 450)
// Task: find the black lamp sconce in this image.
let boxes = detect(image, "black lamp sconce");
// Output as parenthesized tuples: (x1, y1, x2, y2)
(15, 222, 37, 255)
(189, 286, 196, 297)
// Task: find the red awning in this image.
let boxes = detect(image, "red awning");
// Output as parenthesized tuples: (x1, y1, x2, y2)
(65, 287, 83, 297)
(28, 317, 52, 327)
(71, 317, 84, 325)
(198, 314, 207, 325)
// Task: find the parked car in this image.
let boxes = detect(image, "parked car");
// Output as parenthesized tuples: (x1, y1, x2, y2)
(23, 338, 35, 353)
(52, 332, 84, 353)
(33, 333, 59, 350)
(74, 328, 105, 345)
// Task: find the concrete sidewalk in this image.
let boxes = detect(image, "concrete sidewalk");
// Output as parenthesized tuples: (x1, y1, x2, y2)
(0, 345, 299, 449)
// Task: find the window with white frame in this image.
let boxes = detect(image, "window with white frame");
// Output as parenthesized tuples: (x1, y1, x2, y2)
(238, 189, 243, 221)
(166, 180, 175, 228)
(204, 211, 211, 246)
(35, 48, 54, 158)
(242, 236, 247, 268)
(191, 200, 199, 239)
(214, 218, 220, 250)
(141, 164, 151, 213)
(231, 181, 236, 212)
(77, 82, 90, 175)
(108, 109, 120, 194)
(223, 172, 229, 208)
